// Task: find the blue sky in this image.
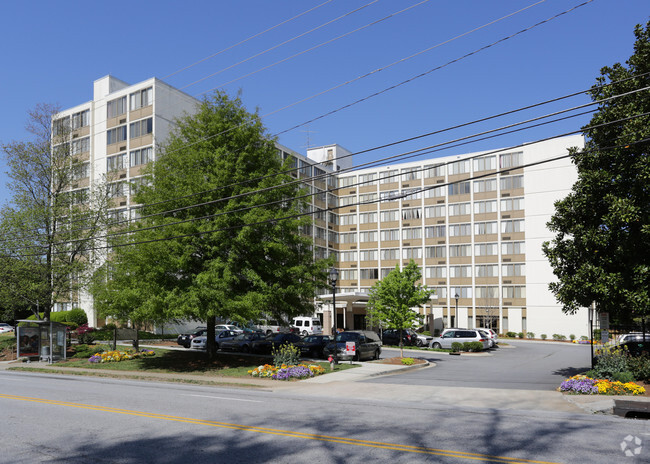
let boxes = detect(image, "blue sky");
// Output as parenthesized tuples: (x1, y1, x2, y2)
(0, 0, 647, 205)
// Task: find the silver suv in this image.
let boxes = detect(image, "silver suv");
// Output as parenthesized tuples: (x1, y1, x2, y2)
(429, 329, 490, 350)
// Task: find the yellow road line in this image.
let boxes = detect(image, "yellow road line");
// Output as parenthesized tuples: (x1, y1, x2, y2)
(0, 393, 562, 464)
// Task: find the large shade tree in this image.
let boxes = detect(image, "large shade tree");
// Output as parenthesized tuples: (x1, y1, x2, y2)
(366, 260, 432, 357)
(543, 21, 650, 323)
(92, 91, 331, 358)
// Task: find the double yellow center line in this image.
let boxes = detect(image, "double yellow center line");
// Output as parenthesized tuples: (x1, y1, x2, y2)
(0, 393, 561, 464)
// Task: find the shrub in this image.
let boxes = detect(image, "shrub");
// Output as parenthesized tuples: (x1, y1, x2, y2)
(67, 308, 88, 326)
(569, 334, 576, 341)
(527, 332, 535, 339)
(272, 343, 300, 367)
(591, 346, 630, 380)
(451, 342, 463, 352)
(467, 341, 484, 352)
(72, 344, 104, 359)
(626, 355, 650, 381)
(401, 357, 415, 365)
(541, 334, 547, 340)
(552, 334, 560, 340)
(593, 329, 602, 341)
(517, 332, 524, 339)
(580, 335, 589, 341)
(506, 332, 517, 338)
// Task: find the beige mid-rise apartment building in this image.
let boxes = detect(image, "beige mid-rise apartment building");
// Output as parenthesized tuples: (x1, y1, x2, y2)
(53, 76, 589, 337)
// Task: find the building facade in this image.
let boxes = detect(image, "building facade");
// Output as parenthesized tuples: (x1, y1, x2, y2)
(54, 76, 588, 337)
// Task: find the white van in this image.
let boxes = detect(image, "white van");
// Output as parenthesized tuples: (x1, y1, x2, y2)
(292, 317, 322, 336)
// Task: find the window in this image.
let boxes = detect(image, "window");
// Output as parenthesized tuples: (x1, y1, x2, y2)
(359, 231, 377, 242)
(313, 207, 326, 221)
(402, 188, 421, 200)
(380, 210, 398, 222)
(107, 153, 126, 171)
(360, 269, 379, 280)
(503, 286, 526, 298)
(402, 247, 422, 259)
(340, 269, 357, 281)
(499, 151, 523, 169)
(501, 197, 525, 211)
(339, 195, 356, 207)
(425, 225, 446, 238)
(360, 250, 377, 261)
(380, 268, 393, 279)
(359, 173, 377, 186)
(402, 228, 421, 240)
(449, 265, 471, 278)
(107, 126, 127, 145)
(402, 208, 421, 220)
(71, 137, 89, 155)
(339, 175, 356, 187)
(315, 227, 327, 240)
(108, 182, 126, 198)
(72, 110, 89, 129)
(73, 162, 90, 180)
(130, 147, 153, 167)
(475, 264, 498, 277)
(502, 263, 525, 276)
(359, 212, 377, 224)
(501, 219, 524, 233)
(475, 221, 498, 235)
(298, 160, 311, 177)
(130, 118, 153, 138)
(474, 200, 497, 214)
(314, 189, 325, 203)
(107, 96, 127, 118)
(448, 181, 470, 196)
(71, 188, 88, 205)
(424, 186, 446, 198)
(502, 241, 525, 255)
(431, 286, 447, 299)
(448, 203, 470, 216)
(359, 193, 377, 203)
(380, 229, 399, 241)
(380, 248, 399, 260)
(108, 208, 128, 224)
(476, 286, 499, 299)
(53, 117, 70, 136)
(449, 244, 471, 257)
(130, 87, 153, 110)
(450, 287, 472, 298)
(500, 175, 524, 191)
(130, 176, 151, 195)
(474, 178, 497, 193)
(380, 190, 400, 201)
(425, 266, 446, 278)
(340, 251, 357, 262)
(448, 160, 470, 175)
(425, 205, 445, 218)
(328, 230, 338, 243)
(339, 232, 357, 244)
(379, 169, 398, 184)
(401, 167, 421, 181)
(448, 223, 471, 237)
(474, 156, 496, 172)
(425, 245, 446, 258)
(475, 243, 498, 256)
(339, 214, 356, 226)
(424, 164, 445, 178)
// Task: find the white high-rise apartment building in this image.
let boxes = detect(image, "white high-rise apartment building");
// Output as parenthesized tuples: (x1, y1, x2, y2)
(54, 76, 588, 337)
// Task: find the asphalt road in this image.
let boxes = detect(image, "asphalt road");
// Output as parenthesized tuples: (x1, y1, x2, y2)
(379, 340, 592, 390)
(1, 366, 649, 464)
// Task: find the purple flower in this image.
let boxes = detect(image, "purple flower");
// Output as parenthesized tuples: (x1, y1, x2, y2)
(88, 355, 101, 363)
(560, 378, 597, 394)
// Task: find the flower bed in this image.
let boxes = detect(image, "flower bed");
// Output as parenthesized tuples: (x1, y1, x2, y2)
(249, 363, 325, 380)
(559, 375, 645, 396)
(88, 349, 155, 363)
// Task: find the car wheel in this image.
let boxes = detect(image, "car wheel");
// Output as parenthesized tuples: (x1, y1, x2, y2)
(266, 330, 272, 336)
(354, 350, 361, 362)
(432, 342, 442, 349)
(242, 345, 250, 353)
(416, 339, 424, 347)
(373, 349, 380, 360)
(302, 330, 308, 337)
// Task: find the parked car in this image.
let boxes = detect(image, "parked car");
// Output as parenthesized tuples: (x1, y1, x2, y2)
(0, 323, 15, 334)
(177, 327, 207, 348)
(215, 324, 243, 335)
(429, 329, 490, 350)
(616, 340, 650, 357)
(251, 332, 302, 354)
(381, 328, 419, 347)
(295, 335, 331, 358)
(256, 319, 291, 336)
(190, 330, 238, 350)
(476, 328, 498, 348)
(324, 330, 382, 361)
(414, 332, 433, 347)
(292, 317, 323, 336)
(617, 333, 648, 344)
(219, 332, 267, 353)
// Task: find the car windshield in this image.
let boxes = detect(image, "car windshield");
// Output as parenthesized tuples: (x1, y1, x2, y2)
(336, 332, 359, 342)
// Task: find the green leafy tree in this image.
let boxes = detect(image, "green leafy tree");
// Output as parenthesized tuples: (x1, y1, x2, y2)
(543, 21, 650, 322)
(366, 260, 433, 357)
(0, 104, 110, 322)
(92, 91, 331, 358)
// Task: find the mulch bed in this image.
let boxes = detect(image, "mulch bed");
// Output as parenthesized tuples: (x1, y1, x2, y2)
(377, 357, 427, 365)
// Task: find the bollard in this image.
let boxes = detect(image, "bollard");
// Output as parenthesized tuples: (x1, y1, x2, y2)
(328, 355, 334, 371)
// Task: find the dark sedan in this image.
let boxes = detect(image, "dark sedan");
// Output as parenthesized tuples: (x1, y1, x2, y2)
(295, 335, 331, 359)
(251, 333, 302, 354)
(219, 332, 267, 353)
(176, 328, 207, 348)
(381, 328, 419, 347)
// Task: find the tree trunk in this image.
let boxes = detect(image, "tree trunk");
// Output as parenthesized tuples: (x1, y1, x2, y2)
(206, 316, 216, 361)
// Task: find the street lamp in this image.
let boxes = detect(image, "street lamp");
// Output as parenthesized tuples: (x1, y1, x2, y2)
(329, 267, 339, 364)
(455, 293, 459, 328)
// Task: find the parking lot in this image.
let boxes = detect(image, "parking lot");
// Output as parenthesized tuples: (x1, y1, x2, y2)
(376, 340, 592, 391)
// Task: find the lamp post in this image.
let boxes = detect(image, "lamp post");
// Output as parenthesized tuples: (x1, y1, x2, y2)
(329, 267, 339, 364)
(455, 293, 459, 327)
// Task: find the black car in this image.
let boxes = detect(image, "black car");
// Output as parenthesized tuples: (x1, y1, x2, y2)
(220, 332, 267, 353)
(251, 333, 302, 354)
(324, 330, 382, 361)
(617, 340, 650, 357)
(295, 335, 332, 359)
(176, 328, 207, 348)
(381, 328, 419, 347)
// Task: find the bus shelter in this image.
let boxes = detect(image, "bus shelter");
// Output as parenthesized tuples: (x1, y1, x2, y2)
(16, 320, 67, 364)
